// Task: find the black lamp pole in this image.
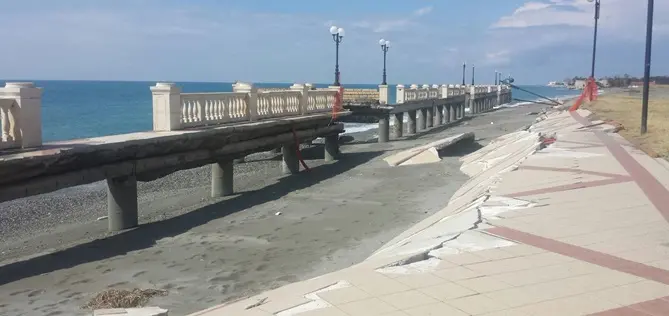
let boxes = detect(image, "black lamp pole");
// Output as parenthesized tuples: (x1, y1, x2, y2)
(471, 65, 475, 86)
(641, 0, 654, 134)
(381, 41, 389, 85)
(331, 27, 344, 86)
(462, 62, 466, 85)
(589, 0, 601, 79)
(495, 71, 498, 85)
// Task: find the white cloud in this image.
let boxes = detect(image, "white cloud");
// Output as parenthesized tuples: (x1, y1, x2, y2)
(352, 6, 433, 33)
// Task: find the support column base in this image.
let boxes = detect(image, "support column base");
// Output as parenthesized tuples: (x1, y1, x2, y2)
(107, 175, 138, 232)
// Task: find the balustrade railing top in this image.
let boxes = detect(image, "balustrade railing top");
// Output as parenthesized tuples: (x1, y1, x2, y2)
(152, 82, 340, 131)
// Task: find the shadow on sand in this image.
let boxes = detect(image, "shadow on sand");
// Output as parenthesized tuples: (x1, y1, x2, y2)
(0, 148, 382, 286)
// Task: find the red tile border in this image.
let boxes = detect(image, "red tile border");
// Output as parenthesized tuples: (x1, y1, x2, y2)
(519, 165, 629, 179)
(589, 296, 669, 315)
(570, 111, 669, 224)
(506, 177, 633, 198)
(486, 226, 669, 285)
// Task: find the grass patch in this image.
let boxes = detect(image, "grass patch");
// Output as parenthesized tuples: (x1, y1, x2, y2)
(584, 87, 669, 158)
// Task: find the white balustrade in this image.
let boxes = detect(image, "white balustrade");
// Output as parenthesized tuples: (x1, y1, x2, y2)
(180, 92, 249, 128)
(152, 82, 340, 131)
(0, 82, 42, 150)
(256, 90, 301, 119)
(306, 90, 337, 114)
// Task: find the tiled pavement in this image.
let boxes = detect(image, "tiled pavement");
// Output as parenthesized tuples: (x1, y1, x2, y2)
(190, 109, 669, 316)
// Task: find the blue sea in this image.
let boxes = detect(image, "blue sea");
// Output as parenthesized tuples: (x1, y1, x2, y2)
(0, 80, 581, 142)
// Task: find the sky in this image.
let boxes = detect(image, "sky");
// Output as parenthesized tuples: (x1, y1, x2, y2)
(0, 0, 667, 85)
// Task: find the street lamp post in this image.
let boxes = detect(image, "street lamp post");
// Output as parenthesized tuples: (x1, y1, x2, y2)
(462, 62, 466, 85)
(471, 64, 475, 86)
(641, 0, 654, 134)
(379, 39, 390, 85)
(587, 0, 601, 79)
(495, 70, 498, 85)
(329, 25, 345, 86)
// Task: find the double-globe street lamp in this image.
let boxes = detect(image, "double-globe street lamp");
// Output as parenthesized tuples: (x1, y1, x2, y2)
(329, 25, 345, 86)
(379, 39, 390, 85)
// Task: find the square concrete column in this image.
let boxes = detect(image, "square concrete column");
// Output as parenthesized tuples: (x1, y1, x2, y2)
(324, 134, 340, 161)
(393, 113, 403, 138)
(211, 160, 234, 198)
(151, 82, 182, 131)
(2, 82, 43, 148)
(396, 85, 406, 104)
(379, 85, 389, 105)
(446, 105, 453, 122)
(107, 175, 138, 232)
(418, 108, 427, 131)
(378, 114, 390, 143)
(282, 144, 300, 174)
(407, 110, 417, 134)
(426, 106, 434, 128)
(435, 105, 443, 126)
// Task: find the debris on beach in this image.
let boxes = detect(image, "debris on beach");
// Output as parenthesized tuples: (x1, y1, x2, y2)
(275, 211, 282, 216)
(84, 288, 168, 310)
(96, 216, 108, 221)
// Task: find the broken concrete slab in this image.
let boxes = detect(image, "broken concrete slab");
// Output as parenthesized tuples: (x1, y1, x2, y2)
(94, 307, 168, 316)
(400, 147, 441, 166)
(384, 132, 475, 167)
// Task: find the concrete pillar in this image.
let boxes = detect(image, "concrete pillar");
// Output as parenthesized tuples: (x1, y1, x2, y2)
(469, 86, 477, 114)
(426, 106, 434, 128)
(378, 115, 390, 143)
(324, 134, 339, 161)
(393, 113, 404, 138)
(211, 160, 234, 198)
(396, 85, 405, 104)
(435, 105, 443, 126)
(407, 110, 417, 134)
(151, 82, 182, 132)
(1, 82, 42, 148)
(282, 144, 300, 174)
(418, 108, 427, 131)
(107, 175, 138, 232)
(379, 85, 389, 105)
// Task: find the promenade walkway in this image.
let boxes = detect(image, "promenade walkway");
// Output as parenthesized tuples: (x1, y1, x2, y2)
(188, 108, 669, 316)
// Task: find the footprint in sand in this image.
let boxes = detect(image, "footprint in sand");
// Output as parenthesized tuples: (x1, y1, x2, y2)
(107, 282, 128, 288)
(132, 271, 147, 278)
(65, 292, 82, 299)
(70, 279, 92, 285)
(28, 289, 45, 297)
(10, 289, 32, 296)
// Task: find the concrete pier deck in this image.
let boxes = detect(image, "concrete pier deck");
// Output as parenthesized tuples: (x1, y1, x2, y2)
(191, 109, 669, 316)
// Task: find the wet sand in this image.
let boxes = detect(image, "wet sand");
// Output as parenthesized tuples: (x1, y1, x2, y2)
(0, 104, 547, 316)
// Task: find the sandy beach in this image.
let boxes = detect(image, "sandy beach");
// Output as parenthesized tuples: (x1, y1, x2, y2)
(0, 103, 548, 316)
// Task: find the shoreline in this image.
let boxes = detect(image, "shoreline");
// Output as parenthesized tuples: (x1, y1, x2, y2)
(0, 102, 551, 316)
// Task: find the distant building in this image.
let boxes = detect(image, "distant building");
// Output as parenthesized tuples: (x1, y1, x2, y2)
(597, 79, 610, 88)
(573, 80, 587, 89)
